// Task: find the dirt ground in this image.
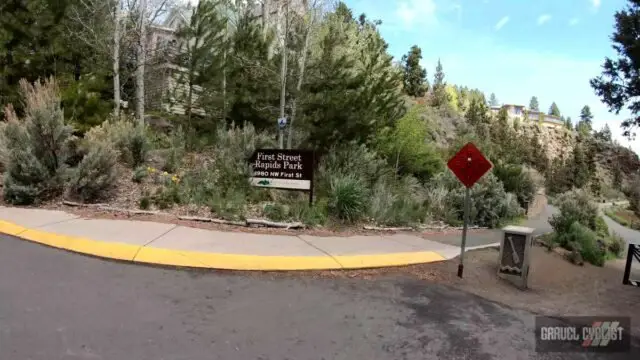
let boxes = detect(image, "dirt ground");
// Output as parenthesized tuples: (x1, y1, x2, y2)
(263, 245, 640, 333)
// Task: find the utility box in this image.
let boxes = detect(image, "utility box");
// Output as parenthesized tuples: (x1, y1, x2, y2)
(498, 226, 535, 289)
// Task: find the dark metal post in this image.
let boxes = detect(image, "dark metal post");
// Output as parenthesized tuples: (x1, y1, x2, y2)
(458, 186, 471, 278)
(623, 244, 634, 285)
(308, 151, 315, 206)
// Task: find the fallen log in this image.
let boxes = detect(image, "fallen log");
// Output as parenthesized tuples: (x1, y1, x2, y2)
(246, 218, 305, 229)
(363, 225, 413, 231)
(96, 206, 159, 215)
(62, 200, 107, 207)
(177, 215, 246, 227)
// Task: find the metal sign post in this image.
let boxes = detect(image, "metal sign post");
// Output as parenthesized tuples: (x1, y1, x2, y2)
(447, 142, 493, 279)
(458, 186, 471, 278)
(622, 243, 640, 287)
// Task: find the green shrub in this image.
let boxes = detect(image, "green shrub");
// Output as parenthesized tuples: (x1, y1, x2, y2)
(152, 186, 178, 210)
(209, 189, 247, 220)
(445, 172, 523, 228)
(327, 174, 369, 223)
(263, 203, 287, 222)
(595, 216, 610, 238)
(369, 175, 426, 226)
(607, 232, 626, 258)
(554, 222, 606, 266)
(67, 140, 119, 202)
(162, 126, 186, 173)
(132, 166, 148, 183)
(3, 78, 73, 204)
(85, 117, 149, 168)
(139, 196, 151, 210)
(493, 163, 536, 209)
(375, 106, 444, 180)
(550, 189, 598, 234)
(289, 200, 328, 227)
(316, 142, 392, 197)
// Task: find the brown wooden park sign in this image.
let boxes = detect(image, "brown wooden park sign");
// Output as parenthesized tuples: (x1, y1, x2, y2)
(248, 149, 315, 204)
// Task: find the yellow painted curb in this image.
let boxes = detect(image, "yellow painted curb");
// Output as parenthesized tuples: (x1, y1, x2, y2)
(0, 220, 27, 236)
(134, 247, 343, 270)
(334, 251, 446, 269)
(0, 220, 447, 271)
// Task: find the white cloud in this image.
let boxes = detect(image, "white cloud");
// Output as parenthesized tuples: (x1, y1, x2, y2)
(569, 17, 580, 26)
(537, 14, 552, 25)
(494, 16, 510, 31)
(396, 0, 437, 27)
(592, 0, 601, 9)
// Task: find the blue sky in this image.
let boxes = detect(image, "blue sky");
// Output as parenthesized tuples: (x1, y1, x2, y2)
(344, 0, 639, 153)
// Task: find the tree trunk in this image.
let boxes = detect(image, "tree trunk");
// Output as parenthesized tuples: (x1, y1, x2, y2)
(113, 0, 121, 118)
(278, 1, 288, 149)
(287, 6, 314, 149)
(135, 0, 148, 125)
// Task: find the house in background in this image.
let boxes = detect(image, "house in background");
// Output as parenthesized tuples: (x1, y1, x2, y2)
(145, 0, 307, 117)
(489, 103, 565, 129)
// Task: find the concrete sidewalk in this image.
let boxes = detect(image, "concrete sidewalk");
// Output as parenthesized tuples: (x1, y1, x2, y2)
(0, 206, 502, 271)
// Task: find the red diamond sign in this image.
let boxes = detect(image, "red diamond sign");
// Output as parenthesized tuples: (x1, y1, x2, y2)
(447, 142, 493, 188)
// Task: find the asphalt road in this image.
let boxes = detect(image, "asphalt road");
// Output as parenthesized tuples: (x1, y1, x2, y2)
(1, 234, 638, 360)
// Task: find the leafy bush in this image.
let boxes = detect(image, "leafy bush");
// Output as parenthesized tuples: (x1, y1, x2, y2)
(554, 222, 606, 266)
(549, 189, 598, 234)
(139, 196, 151, 210)
(85, 117, 149, 168)
(607, 232, 626, 258)
(316, 142, 391, 197)
(289, 200, 328, 227)
(369, 175, 427, 226)
(67, 140, 119, 202)
(132, 166, 148, 183)
(595, 216, 610, 238)
(3, 78, 73, 204)
(375, 106, 444, 180)
(263, 203, 287, 222)
(162, 126, 186, 173)
(493, 163, 536, 209)
(327, 174, 370, 223)
(445, 172, 522, 228)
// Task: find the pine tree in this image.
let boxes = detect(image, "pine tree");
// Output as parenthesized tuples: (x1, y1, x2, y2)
(570, 142, 591, 188)
(401, 45, 427, 97)
(565, 116, 573, 130)
(548, 102, 561, 117)
(304, 8, 403, 150)
(465, 97, 489, 127)
(0, 0, 93, 114)
(578, 105, 594, 134)
(529, 96, 539, 111)
(595, 124, 613, 142)
(489, 93, 499, 106)
(226, 9, 279, 130)
(431, 59, 448, 106)
(174, 0, 229, 133)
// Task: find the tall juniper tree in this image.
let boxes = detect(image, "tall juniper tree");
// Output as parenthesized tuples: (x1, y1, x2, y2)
(529, 96, 539, 111)
(401, 45, 427, 97)
(431, 59, 448, 107)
